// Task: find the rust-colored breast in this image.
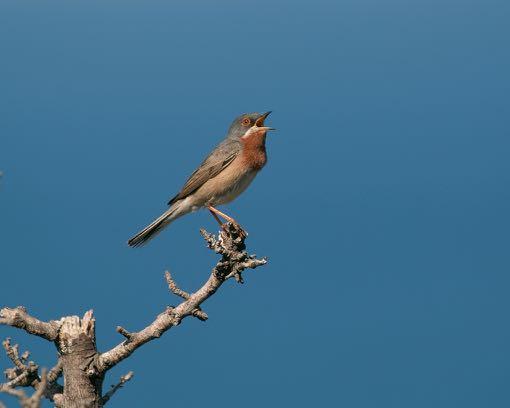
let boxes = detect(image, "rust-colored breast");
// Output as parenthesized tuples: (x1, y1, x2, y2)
(240, 132, 267, 171)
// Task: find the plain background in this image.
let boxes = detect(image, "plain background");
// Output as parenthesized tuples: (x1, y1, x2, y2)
(1, 0, 509, 407)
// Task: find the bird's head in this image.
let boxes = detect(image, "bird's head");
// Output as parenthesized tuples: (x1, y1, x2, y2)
(226, 111, 274, 140)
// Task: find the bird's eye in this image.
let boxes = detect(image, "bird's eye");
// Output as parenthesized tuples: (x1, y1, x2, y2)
(241, 117, 251, 126)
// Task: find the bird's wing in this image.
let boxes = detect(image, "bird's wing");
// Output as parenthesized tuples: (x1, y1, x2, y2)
(168, 139, 241, 205)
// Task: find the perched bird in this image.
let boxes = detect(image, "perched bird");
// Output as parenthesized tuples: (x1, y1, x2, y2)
(128, 111, 274, 247)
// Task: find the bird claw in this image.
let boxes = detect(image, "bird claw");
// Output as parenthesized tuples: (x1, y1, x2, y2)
(221, 222, 248, 240)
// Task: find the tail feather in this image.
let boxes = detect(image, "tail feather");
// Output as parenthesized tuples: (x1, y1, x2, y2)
(128, 201, 187, 247)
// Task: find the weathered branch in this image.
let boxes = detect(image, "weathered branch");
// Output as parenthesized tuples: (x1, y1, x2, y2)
(165, 271, 208, 321)
(100, 371, 134, 405)
(3, 339, 28, 370)
(98, 223, 267, 371)
(165, 270, 190, 299)
(1, 339, 64, 406)
(30, 369, 47, 406)
(46, 359, 63, 384)
(116, 326, 133, 340)
(0, 307, 60, 341)
(0, 368, 48, 408)
(1, 223, 267, 406)
(2, 339, 39, 389)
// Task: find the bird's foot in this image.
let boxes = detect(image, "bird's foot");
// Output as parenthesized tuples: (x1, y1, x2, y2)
(208, 206, 247, 240)
(221, 221, 248, 241)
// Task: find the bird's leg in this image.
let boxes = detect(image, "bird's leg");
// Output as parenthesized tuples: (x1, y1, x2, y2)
(209, 208, 223, 226)
(207, 206, 237, 224)
(207, 205, 247, 238)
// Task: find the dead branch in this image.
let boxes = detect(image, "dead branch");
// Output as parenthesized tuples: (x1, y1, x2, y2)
(1, 223, 267, 406)
(0, 307, 60, 341)
(1, 340, 64, 406)
(2, 339, 39, 389)
(46, 359, 63, 384)
(100, 371, 134, 405)
(0, 368, 48, 408)
(98, 223, 267, 371)
(165, 271, 208, 321)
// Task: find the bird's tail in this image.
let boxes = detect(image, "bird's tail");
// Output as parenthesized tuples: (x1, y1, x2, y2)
(128, 200, 189, 247)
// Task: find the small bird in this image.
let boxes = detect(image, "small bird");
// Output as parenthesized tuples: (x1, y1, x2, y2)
(128, 111, 274, 247)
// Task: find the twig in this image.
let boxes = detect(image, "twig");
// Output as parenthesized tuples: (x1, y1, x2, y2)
(116, 326, 132, 340)
(165, 271, 190, 299)
(0, 386, 26, 400)
(3, 370, 31, 388)
(101, 371, 134, 405)
(46, 359, 63, 384)
(3, 338, 26, 370)
(165, 271, 208, 321)
(30, 369, 47, 405)
(1, 339, 39, 388)
(0, 369, 48, 408)
(1, 340, 63, 406)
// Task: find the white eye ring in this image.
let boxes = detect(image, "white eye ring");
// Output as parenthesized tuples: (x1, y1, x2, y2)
(242, 118, 251, 126)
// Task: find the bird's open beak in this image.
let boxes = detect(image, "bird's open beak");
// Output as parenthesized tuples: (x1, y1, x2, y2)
(255, 111, 275, 130)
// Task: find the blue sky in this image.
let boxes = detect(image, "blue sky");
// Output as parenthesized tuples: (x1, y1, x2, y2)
(1, 0, 509, 407)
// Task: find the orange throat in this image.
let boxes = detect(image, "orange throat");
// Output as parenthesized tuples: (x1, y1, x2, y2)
(241, 131, 267, 171)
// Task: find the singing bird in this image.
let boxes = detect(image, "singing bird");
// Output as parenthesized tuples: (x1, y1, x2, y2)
(128, 111, 274, 247)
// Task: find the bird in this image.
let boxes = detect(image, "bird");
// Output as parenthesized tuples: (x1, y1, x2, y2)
(127, 111, 274, 247)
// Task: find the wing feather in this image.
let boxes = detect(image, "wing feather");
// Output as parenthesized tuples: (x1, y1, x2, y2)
(168, 139, 241, 205)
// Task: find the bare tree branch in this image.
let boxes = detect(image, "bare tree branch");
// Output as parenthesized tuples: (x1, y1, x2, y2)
(165, 270, 191, 299)
(1, 339, 63, 406)
(3, 339, 28, 370)
(98, 224, 267, 371)
(0, 386, 26, 401)
(1, 223, 267, 405)
(100, 371, 134, 405)
(116, 326, 133, 340)
(0, 368, 48, 408)
(30, 369, 47, 406)
(0, 307, 60, 341)
(2, 339, 39, 388)
(46, 359, 63, 384)
(165, 270, 208, 321)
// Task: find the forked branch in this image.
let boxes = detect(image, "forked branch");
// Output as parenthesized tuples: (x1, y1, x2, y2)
(0, 308, 61, 342)
(1, 223, 267, 406)
(1, 340, 63, 407)
(98, 223, 267, 371)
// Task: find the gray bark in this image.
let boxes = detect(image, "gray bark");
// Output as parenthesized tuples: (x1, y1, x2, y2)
(0, 224, 266, 407)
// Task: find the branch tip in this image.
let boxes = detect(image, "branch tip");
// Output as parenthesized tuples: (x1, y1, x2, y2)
(165, 270, 190, 299)
(101, 371, 134, 405)
(116, 326, 132, 340)
(165, 271, 208, 320)
(0, 307, 59, 341)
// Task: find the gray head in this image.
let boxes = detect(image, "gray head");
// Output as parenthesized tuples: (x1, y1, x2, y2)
(226, 111, 272, 139)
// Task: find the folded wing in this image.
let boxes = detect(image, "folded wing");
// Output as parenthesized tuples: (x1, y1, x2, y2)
(168, 139, 241, 205)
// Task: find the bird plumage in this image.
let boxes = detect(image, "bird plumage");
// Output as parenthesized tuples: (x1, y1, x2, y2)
(168, 138, 242, 205)
(128, 111, 273, 247)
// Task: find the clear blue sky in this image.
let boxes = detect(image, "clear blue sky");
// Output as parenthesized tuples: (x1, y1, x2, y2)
(1, 1, 509, 407)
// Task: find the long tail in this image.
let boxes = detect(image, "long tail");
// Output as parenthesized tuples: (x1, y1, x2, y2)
(128, 200, 189, 247)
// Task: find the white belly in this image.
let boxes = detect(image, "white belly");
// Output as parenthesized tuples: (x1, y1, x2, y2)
(212, 170, 258, 205)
